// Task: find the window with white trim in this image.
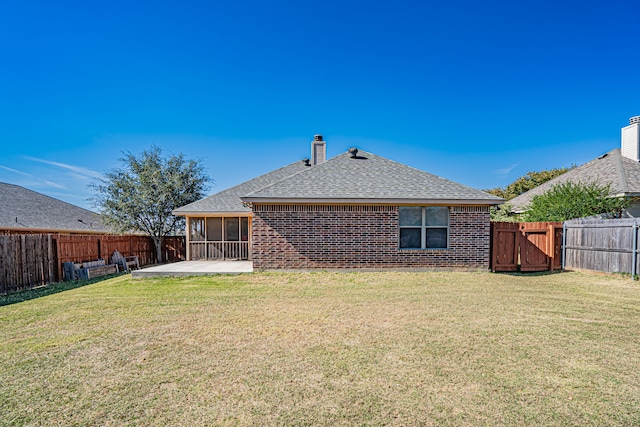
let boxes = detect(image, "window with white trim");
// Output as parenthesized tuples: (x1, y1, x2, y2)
(399, 206, 449, 249)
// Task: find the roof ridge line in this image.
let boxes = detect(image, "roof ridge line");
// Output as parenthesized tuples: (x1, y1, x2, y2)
(613, 149, 629, 193)
(243, 162, 315, 197)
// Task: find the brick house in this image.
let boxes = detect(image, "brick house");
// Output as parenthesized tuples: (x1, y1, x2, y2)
(173, 136, 503, 270)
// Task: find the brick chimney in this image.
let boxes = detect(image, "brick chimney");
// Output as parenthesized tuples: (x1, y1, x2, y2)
(621, 116, 640, 161)
(311, 134, 326, 165)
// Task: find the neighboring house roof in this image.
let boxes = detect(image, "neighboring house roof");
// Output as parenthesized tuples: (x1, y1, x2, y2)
(0, 182, 109, 233)
(172, 161, 310, 215)
(242, 150, 502, 205)
(508, 148, 640, 213)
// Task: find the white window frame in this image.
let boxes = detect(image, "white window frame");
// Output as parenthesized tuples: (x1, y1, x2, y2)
(399, 206, 449, 249)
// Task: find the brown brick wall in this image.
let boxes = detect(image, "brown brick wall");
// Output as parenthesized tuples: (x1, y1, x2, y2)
(251, 204, 490, 269)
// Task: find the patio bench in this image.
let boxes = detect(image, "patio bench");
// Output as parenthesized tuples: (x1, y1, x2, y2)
(111, 250, 140, 271)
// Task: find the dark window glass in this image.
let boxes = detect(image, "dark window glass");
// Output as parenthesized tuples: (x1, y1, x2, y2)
(426, 228, 447, 248)
(400, 228, 421, 249)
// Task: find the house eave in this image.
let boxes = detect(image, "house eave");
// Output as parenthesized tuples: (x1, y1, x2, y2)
(172, 210, 252, 217)
(239, 197, 504, 206)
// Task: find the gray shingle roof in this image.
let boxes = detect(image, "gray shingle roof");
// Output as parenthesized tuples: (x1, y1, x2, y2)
(242, 151, 503, 204)
(0, 182, 109, 233)
(508, 148, 640, 213)
(173, 160, 310, 214)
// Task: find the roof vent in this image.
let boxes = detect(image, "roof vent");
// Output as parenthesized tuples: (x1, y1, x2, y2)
(302, 158, 311, 166)
(348, 147, 358, 158)
(630, 116, 640, 125)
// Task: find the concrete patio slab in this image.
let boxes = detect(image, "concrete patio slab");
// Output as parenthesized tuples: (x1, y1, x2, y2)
(131, 261, 253, 278)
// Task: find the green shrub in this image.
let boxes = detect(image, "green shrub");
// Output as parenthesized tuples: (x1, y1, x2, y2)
(526, 181, 629, 221)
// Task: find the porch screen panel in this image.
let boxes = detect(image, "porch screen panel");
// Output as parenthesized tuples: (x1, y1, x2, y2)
(207, 217, 222, 241)
(225, 218, 240, 241)
(241, 217, 249, 241)
(190, 218, 205, 241)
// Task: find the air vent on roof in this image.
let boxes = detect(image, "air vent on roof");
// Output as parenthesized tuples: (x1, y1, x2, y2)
(348, 147, 358, 158)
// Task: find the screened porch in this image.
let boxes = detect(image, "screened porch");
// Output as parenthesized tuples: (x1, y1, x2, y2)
(188, 216, 250, 260)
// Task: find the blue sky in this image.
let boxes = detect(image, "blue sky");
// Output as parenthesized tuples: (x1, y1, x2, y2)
(1, 0, 639, 210)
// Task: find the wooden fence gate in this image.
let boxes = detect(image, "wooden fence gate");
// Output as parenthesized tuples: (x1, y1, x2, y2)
(491, 222, 563, 272)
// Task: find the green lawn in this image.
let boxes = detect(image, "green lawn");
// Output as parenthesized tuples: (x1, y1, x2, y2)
(1, 271, 639, 426)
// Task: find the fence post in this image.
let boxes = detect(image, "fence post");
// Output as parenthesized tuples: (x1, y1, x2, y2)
(55, 236, 61, 282)
(562, 223, 567, 271)
(632, 221, 638, 279)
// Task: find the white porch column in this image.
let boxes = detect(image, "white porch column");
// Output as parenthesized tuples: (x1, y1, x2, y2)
(185, 216, 191, 261)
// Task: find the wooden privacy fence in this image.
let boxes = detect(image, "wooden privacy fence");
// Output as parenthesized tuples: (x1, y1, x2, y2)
(563, 218, 640, 275)
(55, 235, 185, 280)
(1, 234, 185, 294)
(0, 234, 56, 294)
(491, 222, 563, 272)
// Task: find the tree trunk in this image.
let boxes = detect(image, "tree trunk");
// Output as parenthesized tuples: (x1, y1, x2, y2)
(153, 236, 164, 263)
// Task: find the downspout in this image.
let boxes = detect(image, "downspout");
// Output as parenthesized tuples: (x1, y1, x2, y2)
(248, 214, 253, 261)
